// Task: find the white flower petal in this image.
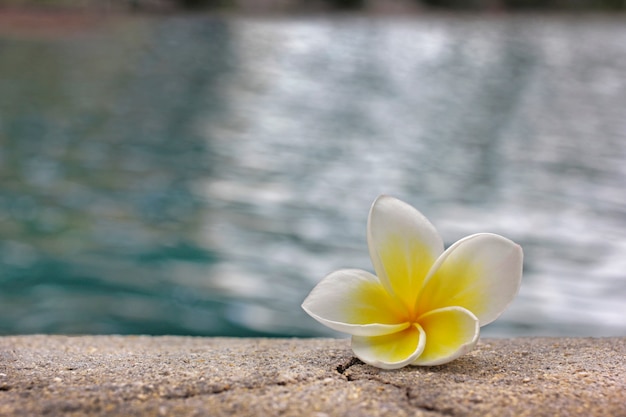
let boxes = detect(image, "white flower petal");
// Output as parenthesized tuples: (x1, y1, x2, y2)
(352, 323, 426, 370)
(412, 306, 479, 366)
(302, 269, 410, 337)
(417, 233, 523, 326)
(367, 195, 444, 312)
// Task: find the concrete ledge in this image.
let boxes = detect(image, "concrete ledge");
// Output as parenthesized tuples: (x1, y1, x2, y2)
(0, 336, 624, 416)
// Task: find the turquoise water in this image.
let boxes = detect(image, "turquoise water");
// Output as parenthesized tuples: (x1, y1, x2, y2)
(1, 14, 625, 337)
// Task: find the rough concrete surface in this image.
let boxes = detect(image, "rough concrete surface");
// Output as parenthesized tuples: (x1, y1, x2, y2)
(0, 336, 624, 416)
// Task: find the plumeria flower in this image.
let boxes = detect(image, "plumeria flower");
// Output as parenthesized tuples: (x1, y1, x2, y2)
(302, 195, 523, 369)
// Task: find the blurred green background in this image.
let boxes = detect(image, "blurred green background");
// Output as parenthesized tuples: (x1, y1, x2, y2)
(0, 2, 625, 338)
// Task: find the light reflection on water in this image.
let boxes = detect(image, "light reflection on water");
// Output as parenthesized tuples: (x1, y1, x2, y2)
(0, 15, 625, 337)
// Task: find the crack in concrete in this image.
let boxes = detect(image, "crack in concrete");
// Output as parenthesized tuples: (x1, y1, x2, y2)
(337, 370, 458, 416)
(332, 357, 462, 416)
(158, 383, 231, 399)
(335, 356, 363, 375)
(158, 373, 339, 401)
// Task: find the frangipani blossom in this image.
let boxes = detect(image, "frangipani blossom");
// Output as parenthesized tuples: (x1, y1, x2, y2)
(302, 195, 523, 369)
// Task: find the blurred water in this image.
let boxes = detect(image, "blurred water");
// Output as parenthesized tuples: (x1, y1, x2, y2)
(0, 14, 625, 337)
